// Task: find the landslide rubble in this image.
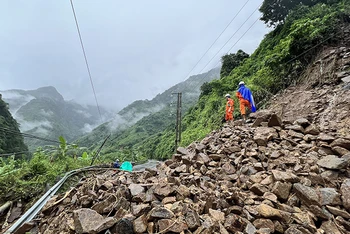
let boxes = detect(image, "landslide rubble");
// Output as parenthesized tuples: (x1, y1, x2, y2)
(16, 47, 350, 234)
(19, 108, 350, 233)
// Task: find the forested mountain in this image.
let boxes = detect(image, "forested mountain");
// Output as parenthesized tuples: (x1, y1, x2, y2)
(75, 67, 220, 156)
(0, 94, 28, 157)
(144, 0, 350, 158)
(1, 86, 113, 150)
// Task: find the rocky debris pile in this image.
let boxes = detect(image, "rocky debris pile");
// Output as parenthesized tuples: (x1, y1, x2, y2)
(18, 112, 350, 234)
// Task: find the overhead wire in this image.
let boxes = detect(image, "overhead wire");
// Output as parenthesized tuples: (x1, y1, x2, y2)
(196, 3, 262, 75)
(0, 127, 72, 145)
(0, 151, 31, 157)
(182, 0, 251, 81)
(69, 0, 103, 121)
(182, 4, 262, 96)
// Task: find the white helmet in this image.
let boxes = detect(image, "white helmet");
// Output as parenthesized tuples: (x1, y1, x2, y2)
(239, 81, 245, 86)
(225, 94, 231, 98)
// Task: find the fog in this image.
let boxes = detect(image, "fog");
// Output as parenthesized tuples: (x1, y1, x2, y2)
(1, 0, 269, 111)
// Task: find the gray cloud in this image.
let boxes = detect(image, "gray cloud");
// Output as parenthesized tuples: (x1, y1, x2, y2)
(0, 0, 268, 111)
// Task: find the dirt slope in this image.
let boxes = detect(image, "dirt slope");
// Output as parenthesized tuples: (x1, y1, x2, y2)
(8, 47, 350, 234)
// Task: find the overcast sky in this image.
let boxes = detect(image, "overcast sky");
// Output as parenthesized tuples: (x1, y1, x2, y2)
(0, 0, 269, 111)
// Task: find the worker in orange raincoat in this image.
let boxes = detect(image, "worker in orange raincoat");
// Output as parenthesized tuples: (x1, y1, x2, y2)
(225, 94, 234, 122)
(236, 81, 256, 121)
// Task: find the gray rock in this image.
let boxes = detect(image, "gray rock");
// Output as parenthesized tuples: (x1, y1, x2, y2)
(318, 133, 335, 142)
(326, 205, 350, 219)
(293, 183, 320, 206)
(341, 179, 350, 211)
(272, 170, 300, 183)
(185, 210, 200, 230)
(254, 127, 278, 146)
(245, 222, 256, 234)
(128, 184, 145, 197)
(111, 219, 134, 234)
(319, 188, 341, 206)
(272, 182, 292, 201)
(305, 124, 320, 135)
(294, 118, 310, 127)
(317, 155, 350, 169)
(330, 138, 350, 150)
(332, 146, 350, 156)
(148, 207, 174, 220)
(176, 147, 189, 155)
(73, 208, 117, 234)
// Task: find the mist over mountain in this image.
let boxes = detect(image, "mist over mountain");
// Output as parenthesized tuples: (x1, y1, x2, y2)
(1, 86, 113, 150)
(76, 67, 220, 153)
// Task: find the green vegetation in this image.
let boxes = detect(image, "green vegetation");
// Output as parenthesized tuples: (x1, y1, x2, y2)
(0, 94, 28, 157)
(0, 136, 118, 205)
(148, 0, 350, 158)
(220, 50, 249, 78)
(76, 68, 220, 159)
(259, 0, 339, 26)
(2, 86, 112, 151)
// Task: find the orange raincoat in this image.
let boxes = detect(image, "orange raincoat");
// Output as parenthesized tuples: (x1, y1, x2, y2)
(225, 98, 234, 121)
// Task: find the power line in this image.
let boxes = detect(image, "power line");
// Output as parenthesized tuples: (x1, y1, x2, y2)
(182, 0, 251, 81)
(182, 5, 262, 94)
(197, 4, 262, 75)
(0, 151, 31, 157)
(196, 16, 261, 84)
(0, 127, 70, 145)
(69, 0, 103, 121)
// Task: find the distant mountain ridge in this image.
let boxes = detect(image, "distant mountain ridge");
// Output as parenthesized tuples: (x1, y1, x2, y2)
(1, 86, 113, 150)
(76, 67, 221, 156)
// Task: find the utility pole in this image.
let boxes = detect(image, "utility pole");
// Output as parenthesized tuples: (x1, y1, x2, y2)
(172, 92, 182, 152)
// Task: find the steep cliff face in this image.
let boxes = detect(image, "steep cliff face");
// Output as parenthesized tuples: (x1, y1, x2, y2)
(0, 94, 28, 157)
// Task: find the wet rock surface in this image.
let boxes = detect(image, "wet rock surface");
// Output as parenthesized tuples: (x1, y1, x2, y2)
(24, 107, 350, 234)
(17, 47, 350, 233)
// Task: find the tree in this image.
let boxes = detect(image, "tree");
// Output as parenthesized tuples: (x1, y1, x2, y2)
(259, 0, 338, 26)
(220, 50, 249, 78)
(0, 94, 28, 157)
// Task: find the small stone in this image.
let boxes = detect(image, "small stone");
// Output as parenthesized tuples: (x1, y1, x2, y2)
(268, 114, 282, 127)
(148, 207, 174, 220)
(330, 138, 350, 150)
(253, 219, 275, 232)
(319, 188, 341, 206)
(177, 147, 189, 155)
(294, 118, 310, 127)
(272, 181, 292, 201)
(317, 155, 350, 169)
(318, 133, 335, 142)
(158, 219, 188, 233)
(209, 208, 225, 223)
(257, 204, 282, 218)
(131, 204, 151, 217)
(272, 170, 299, 183)
(133, 214, 147, 233)
(309, 205, 332, 220)
(73, 208, 117, 234)
(250, 183, 269, 196)
(128, 184, 145, 196)
(110, 219, 134, 234)
(245, 222, 257, 234)
(320, 220, 342, 234)
(341, 179, 350, 211)
(305, 124, 320, 135)
(326, 205, 350, 219)
(263, 192, 278, 203)
(185, 210, 200, 230)
(332, 146, 350, 156)
(254, 127, 278, 146)
(293, 183, 320, 206)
